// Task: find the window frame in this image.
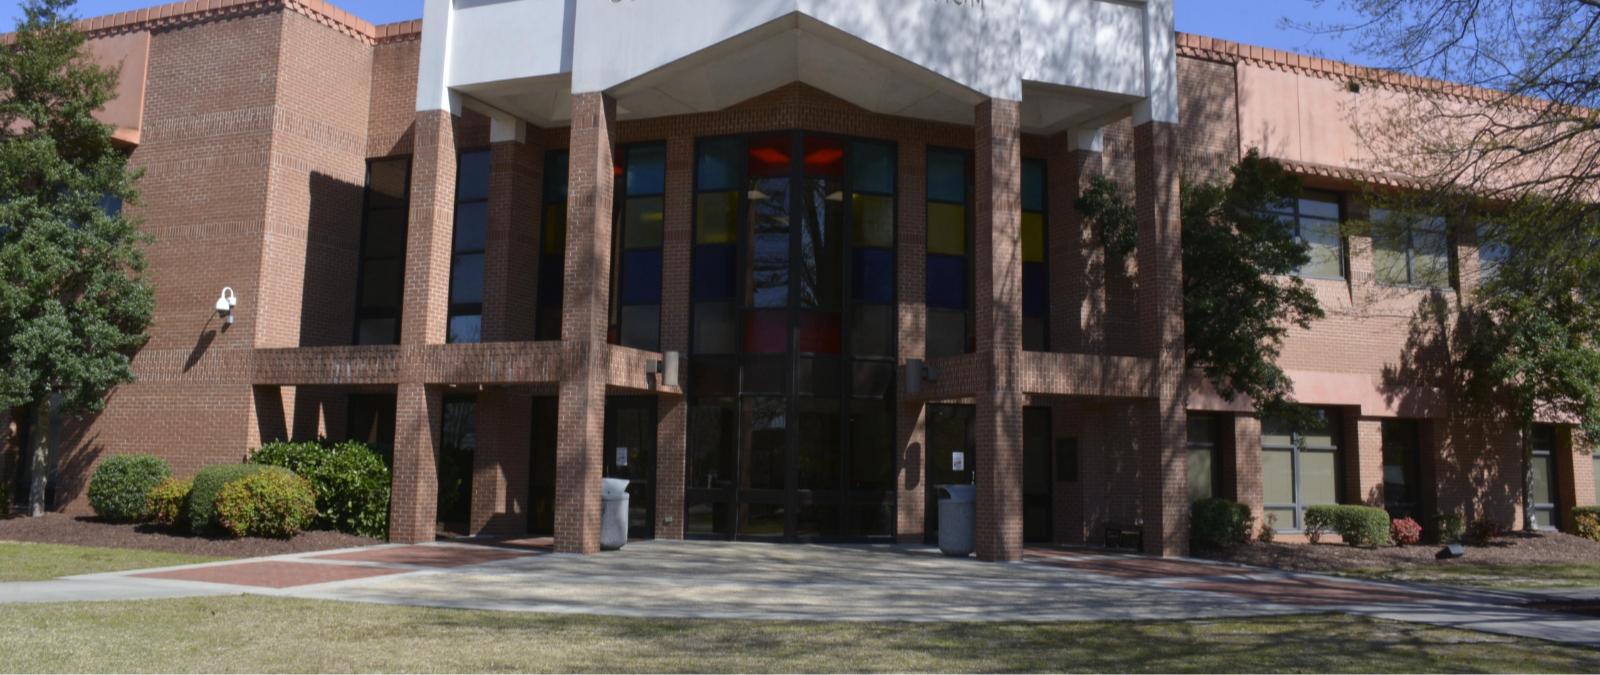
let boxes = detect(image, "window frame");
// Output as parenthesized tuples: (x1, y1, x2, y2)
(925, 146, 975, 358)
(1021, 157, 1049, 352)
(1262, 408, 1346, 532)
(1531, 424, 1561, 531)
(1268, 191, 1346, 281)
(535, 149, 570, 341)
(1372, 208, 1454, 289)
(1186, 413, 1222, 503)
(609, 141, 668, 352)
(446, 147, 492, 344)
(352, 155, 413, 346)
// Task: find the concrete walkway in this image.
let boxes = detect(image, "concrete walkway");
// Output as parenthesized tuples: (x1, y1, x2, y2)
(5, 539, 1600, 648)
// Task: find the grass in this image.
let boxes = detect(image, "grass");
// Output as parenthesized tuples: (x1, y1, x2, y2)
(0, 595, 1596, 673)
(0, 541, 223, 582)
(1336, 562, 1600, 590)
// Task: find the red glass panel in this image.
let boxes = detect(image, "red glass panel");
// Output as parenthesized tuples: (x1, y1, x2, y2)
(800, 312, 842, 355)
(744, 311, 788, 353)
(748, 136, 791, 176)
(803, 136, 845, 177)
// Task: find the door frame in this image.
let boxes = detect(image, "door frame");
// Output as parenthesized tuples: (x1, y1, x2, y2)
(604, 396, 658, 540)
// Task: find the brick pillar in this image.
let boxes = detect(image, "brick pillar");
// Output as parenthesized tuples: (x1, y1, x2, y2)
(1134, 120, 1188, 557)
(471, 390, 532, 536)
(653, 135, 693, 540)
(391, 383, 442, 543)
(973, 98, 1025, 562)
(897, 137, 928, 543)
(1557, 427, 1594, 531)
(401, 109, 458, 346)
(1230, 414, 1264, 518)
(553, 92, 618, 555)
(482, 125, 543, 343)
(1351, 417, 1384, 507)
(1049, 130, 1103, 355)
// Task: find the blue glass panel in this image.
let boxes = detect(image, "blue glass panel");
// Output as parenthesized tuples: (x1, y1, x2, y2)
(926, 255, 966, 309)
(457, 150, 491, 202)
(448, 314, 482, 344)
(543, 151, 569, 202)
(698, 138, 742, 191)
(1022, 160, 1045, 213)
(1023, 262, 1047, 317)
(852, 141, 894, 194)
(852, 249, 894, 304)
(694, 245, 737, 300)
(627, 144, 666, 195)
(927, 150, 965, 203)
(450, 253, 484, 304)
(453, 201, 487, 252)
(622, 250, 663, 304)
(538, 256, 564, 306)
(98, 193, 123, 217)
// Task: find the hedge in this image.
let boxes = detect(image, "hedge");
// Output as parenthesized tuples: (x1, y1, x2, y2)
(1304, 505, 1392, 547)
(147, 477, 193, 527)
(1574, 506, 1600, 522)
(1191, 498, 1254, 547)
(249, 440, 390, 538)
(187, 464, 292, 534)
(87, 455, 172, 522)
(215, 471, 317, 538)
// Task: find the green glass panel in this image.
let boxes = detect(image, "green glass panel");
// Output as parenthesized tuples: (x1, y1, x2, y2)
(697, 191, 738, 244)
(1263, 449, 1295, 504)
(1022, 212, 1045, 263)
(625, 196, 664, 249)
(1532, 454, 1553, 504)
(853, 194, 894, 247)
(1302, 450, 1338, 505)
(543, 204, 566, 255)
(1188, 448, 1214, 502)
(928, 203, 966, 255)
(1265, 507, 1296, 532)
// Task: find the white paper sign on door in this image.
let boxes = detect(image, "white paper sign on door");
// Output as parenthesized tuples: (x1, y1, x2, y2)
(616, 447, 629, 467)
(952, 452, 965, 471)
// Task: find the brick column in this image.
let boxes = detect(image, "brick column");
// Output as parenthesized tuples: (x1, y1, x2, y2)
(1350, 417, 1384, 507)
(482, 125, 543, 343)
(651, 135, 693, 541)
(974, 99, 1026, 562)
(1230, 414, 1264, 519)
(1049, 130, 1104, 355)
(401, 109, 458, 346)
(1134, 120, 1188, 557)
(1557, 427, 1595, 531)
(391, 383, 441, 543)
(553, 92, 618, 555)
(471, 390, 532, 536)
(897, 138, 928, 543)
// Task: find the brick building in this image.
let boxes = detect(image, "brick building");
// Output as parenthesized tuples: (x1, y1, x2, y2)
(3, 0, 1594, 559)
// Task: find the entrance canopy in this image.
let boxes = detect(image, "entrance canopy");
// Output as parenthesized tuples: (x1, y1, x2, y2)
(420, 0, 1177, 132)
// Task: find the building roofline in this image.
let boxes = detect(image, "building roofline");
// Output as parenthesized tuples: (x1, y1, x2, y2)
(9, 0, 421, 45)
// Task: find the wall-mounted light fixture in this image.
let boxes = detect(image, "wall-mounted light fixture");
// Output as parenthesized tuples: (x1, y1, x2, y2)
(905, 359, 939, 395)
(215, 287, 237, 324)
(647, 351, 681, 388)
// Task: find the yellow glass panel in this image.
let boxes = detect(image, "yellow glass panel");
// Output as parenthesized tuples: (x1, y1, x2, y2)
(928, 203, 966, 255)
(543, 204, 566, 255)
(1021, 212, 1045, 263)
(625, 196, 664, 249)
(853, 194, 894, 247)
(697, 191, 738, 244)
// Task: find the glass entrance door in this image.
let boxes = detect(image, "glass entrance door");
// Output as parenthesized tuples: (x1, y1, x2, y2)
(924, 404, 976, 544)
(605, 397, 657, 540)
(1023, 407, 1053, 543)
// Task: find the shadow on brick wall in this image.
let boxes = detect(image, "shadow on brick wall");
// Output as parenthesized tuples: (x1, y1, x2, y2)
(299, 172, 365, 348)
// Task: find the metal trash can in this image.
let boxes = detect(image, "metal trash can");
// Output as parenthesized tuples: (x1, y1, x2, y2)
(601, 478, 631, 551)
(937, 484, 976, 557)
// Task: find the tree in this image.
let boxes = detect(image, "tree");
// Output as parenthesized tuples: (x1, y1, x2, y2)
(0, 0, 153, 516)
(1299, 0, 1600, 530)
(1075, 151, 1326, 422)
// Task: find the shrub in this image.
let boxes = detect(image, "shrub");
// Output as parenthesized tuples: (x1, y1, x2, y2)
(146, 477, 193, 527)
(1469, 516, 1500, 544)
(1259, 513, 1278, 543)
(87, 455, 172, 522)
(1303, 506, 1339, 545)
(1337, 506, 1393, 547)
(1577, 513, 1600, 543)
(1432, 514, 1465, 544)
(249, 440, 390, 538)
(214, 470, 317, 538)
(1574, 506, 1600, 529)
(1191, 498, 1255, 547)
(187, 464, 291, 534)
(1391, 517, 1423, 546)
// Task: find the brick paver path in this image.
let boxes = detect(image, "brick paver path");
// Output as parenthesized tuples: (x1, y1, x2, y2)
(133, 561, 410, 589)
(312, 545, 538, 568)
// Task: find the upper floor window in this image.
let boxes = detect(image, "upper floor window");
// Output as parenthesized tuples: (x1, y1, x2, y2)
(926, 148, 973, 358)
(1268, 191, 1344, 279)
(1477, 222, 1510, 285)
(536, 150, 569, 341)
(447, 150, 491, 343)
(610, 143, 666, 352)
(1021, 158, 1048, 352)
(353, 157, 411, 345)
(1373, 208, 1451, 288)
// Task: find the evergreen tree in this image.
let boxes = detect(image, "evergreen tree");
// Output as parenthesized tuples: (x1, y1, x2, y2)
(0, 0, 153, 516)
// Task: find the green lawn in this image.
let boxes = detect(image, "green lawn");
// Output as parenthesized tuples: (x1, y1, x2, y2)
(1336, 562, 1600, 590)
(1, 595, 1595, 673)
(0, 541, 223, 582)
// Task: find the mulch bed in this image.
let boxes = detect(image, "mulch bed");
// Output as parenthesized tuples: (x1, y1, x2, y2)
(1194, 531, 1600, 573)
(0, 513, 382, 559)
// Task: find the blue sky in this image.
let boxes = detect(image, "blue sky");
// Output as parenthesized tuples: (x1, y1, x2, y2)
(4, 0, 1373, 66)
